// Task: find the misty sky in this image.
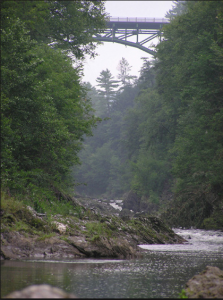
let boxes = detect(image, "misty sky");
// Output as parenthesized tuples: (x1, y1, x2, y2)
(82, 1, 174, 86)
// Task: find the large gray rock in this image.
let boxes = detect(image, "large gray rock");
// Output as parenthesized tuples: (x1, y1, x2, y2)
(5, 284, 76, 298)
(122, 190, 141, 212)
(185, 266, 223, 298)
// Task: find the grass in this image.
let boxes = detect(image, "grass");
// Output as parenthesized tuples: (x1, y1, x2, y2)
(85, 222, 113, 239)
(36, 233, 56, 241)
(1, 189, 97, 239)
(121, 226, 127, 231)
(179, 289, 188, 298)
(5, 184, 84, 220)
(1, 187, 83, 218)
(89, 234, 101, 242)
(1, 190, 53, 235)
(1, 190, 25, 214)
(59, 235, 72, 244)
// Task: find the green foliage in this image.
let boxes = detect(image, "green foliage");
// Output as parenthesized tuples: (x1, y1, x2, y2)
(137, 58, 156, 90)
(73, 205, 85, 219)
(1, 190, 25, 214)
(131, 154, 170, 197)
(201, 210, 223, 230)
(36, 233, 56, 241)
(21, 186, 79, 217)
(0, 189, 85, 238)
(96, 69, 120, 116)
(85, 222, 113, 239)
(1, 9, 101, 198)
(89, 235, 101, 243)
(1, 0, 107, 59)
(165, 1, 187, 19)
(122, 85, 173, 208)
(1, 190, 47, 234)
(179, 289, 188, 299)
(156, 1, 223, 226)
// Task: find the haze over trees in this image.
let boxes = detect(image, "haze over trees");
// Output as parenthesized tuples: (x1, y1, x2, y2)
(74, 1, 223, 228)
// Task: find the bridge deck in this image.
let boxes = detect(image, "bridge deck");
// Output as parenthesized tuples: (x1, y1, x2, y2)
(106, 17, 169, 30)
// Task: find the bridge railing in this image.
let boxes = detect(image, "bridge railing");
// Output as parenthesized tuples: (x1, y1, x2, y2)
(107, 17, 169, 23)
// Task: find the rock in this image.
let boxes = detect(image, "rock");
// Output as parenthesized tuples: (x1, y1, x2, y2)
(4, 284, 76, 298)
(26, 206, 37, 216)
(76, 197, 117, 215)
(119, 208, 134, 220)
(68, 235, 137, 259)
(185, 266, 223, 298)
(134, 211, 146, 217)
(1, 231, 85, 259)
(26, 206, 46, 222)
(51, 221, 67, 234)
(122, 190, 140, 212)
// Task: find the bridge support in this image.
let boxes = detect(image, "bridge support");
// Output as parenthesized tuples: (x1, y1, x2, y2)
(93, 17, 169, 55)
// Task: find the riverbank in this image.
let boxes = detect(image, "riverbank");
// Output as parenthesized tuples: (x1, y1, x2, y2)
(1, 193, 186, 260)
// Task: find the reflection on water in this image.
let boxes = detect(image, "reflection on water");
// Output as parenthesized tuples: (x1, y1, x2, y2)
(1, 229, 223, 298)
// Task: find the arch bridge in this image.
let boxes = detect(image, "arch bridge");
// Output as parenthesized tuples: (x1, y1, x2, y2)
(93, 17, 169, 55)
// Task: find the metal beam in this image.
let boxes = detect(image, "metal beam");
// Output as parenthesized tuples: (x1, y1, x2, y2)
(93, 17, 169, 55)
(94, 37, 156, 55)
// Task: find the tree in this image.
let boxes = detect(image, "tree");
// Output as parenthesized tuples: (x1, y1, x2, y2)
(156, 1, 223, 227)
(1, 1, 107, 59)
(165, 1, 187, 19)
(117, 57, 137, 87)
(123, 88, 172, 203)
(1, 14, 98, 196)
(96, 69, 119, 115)
(137, 58, 156, 90)
(73, 75, 139, 198)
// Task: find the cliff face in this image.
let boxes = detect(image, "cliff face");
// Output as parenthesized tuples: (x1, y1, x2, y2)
(1, 199, 186, 260)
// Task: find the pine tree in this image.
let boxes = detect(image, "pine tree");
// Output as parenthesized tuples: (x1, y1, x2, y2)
(117, 57, 137, 87)
(96, 69, 119, 115)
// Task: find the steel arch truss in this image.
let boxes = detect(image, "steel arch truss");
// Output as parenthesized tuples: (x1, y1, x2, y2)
(93, 18, 169, 55)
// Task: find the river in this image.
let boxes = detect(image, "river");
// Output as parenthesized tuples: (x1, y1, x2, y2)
(1, 229, 223, 298)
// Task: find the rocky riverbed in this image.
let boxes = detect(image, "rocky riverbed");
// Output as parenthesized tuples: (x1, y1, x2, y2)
(1, 195, 186, 260)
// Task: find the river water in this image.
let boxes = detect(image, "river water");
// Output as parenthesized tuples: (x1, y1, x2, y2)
(1, 229, 223, 298)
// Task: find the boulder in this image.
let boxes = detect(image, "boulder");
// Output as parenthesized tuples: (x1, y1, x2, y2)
(185, 266, 223, 298)
(4, 284, 76, 298)
(122, 190, 140, 212)
(119, 208, 134, 219)
(51, 221, 67, 234)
